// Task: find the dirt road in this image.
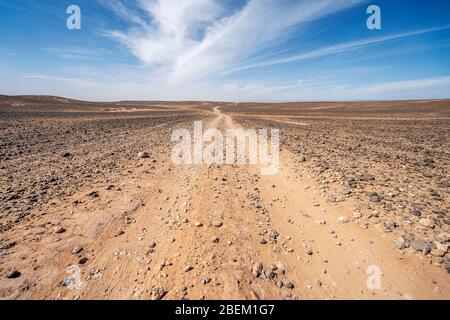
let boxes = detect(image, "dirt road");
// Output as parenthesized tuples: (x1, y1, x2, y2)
(0, 101, 448, 300)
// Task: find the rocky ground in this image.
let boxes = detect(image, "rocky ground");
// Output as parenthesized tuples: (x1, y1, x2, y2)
(0, 96, 448, 300)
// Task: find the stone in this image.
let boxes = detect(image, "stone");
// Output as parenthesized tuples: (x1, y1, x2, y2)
(281, 291, 293, 299)
(194, 222, 203, 227)
(87, 191, 99, 198)
(337, 216, 349, 223)
(410, 209, 422, 217)
(410, 240, 431, 254)
(79, 257, 89, 265)
(431, 249, 446, 257)
(269, 230, 279, 240)
(61, 276, 76, 287)
(201, 276, 212, 284)
(5, 270, 21, 279)
(211, 236, 219, 243)
(252, 263, 263, 278)
(184, 266, 194, 272)
(151, 287, 166, 300)
(341, 188, 352, 195)
(54, 226, 66, 234)
(327, 196, 337, 203)
(212, 221, 223, 228)
(434, 241, 448, 253)
(260, 239, 267, 244)
(394, 237, 406, 249)
(0, 242, 17, 250)
(369, 193, 382, 203)
(281, 279, 294, 289)
(264, 270, 276, 280)
(305, 247, 313, 255)
(72, 246, 83, 254)
(138, 151, 150, 159)
(419, 218, 434, 228)
(353, 212, 362, 219)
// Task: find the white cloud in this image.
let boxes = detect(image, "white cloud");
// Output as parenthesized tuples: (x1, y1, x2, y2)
(102, 0, 365, 84)
(228, 24, 450, 74)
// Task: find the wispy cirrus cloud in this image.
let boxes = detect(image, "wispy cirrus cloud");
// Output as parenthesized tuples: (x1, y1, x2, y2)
(100, 0, 365, 84)
(227, 24, 450, 74)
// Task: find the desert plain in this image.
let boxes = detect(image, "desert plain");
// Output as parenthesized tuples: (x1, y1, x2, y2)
(0, 96, 449, 300)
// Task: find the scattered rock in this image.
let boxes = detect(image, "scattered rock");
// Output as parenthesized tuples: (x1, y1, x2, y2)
(87, 191, 99, 198)
(327, 196, 337, 203)
(352, 212, 362, 219)
(410, 240, 431, 254)
(269, 230, 279, 240)
(394, 237, 406, 249)
(5, 270, 21, 279)
(369, 193, 382, 203)
(0, 241, 17, 250)
(72, 246, 83, 254)
(431, 249, 446, 257)
(201, 276, 212, 284)
(337, 216, 349, 223)
(281, 291, 293, 299)
(54, 226, 66, 234)
(341, 188, 352, 195)
(281, 279, 294, 289)
(264, 270, 276, 280)
(138, 151, 150, 159)
(61, 277, 75, 287)
(151, 287, 166, 300)
(212, 221, 223, 228)
(252, 263, 263, 278)
(211, 236, 219, 243)
(419, 218, 434, 228)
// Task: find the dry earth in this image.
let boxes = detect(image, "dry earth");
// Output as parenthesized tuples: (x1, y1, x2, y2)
(0, 96, 449, 300)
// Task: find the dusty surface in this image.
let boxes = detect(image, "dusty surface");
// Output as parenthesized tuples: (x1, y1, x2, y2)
(0, 96, 449, 300)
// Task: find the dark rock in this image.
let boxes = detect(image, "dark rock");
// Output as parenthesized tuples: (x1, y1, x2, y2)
(410, 209, 422, 217)
(369, 193, 382, 203)
(281, 279, 294, 289)
(0, 241, 17, 250)
(72, 246, 83, 254)
(269, 230, 279, 240)
(410, 240, 431, 254)
(264, 270, 276, 280)
(252, 262, 263, 278)
(5, 270, 21, 279)
(341, 188, 352, 195)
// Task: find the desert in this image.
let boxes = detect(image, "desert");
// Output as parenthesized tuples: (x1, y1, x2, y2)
(0, 96, 448, 300)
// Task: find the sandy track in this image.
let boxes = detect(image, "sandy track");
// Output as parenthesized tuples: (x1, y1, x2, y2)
(0, 106, 448, 300)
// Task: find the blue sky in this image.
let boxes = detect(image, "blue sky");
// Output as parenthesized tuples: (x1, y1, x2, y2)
(0, 0, 450, 101)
